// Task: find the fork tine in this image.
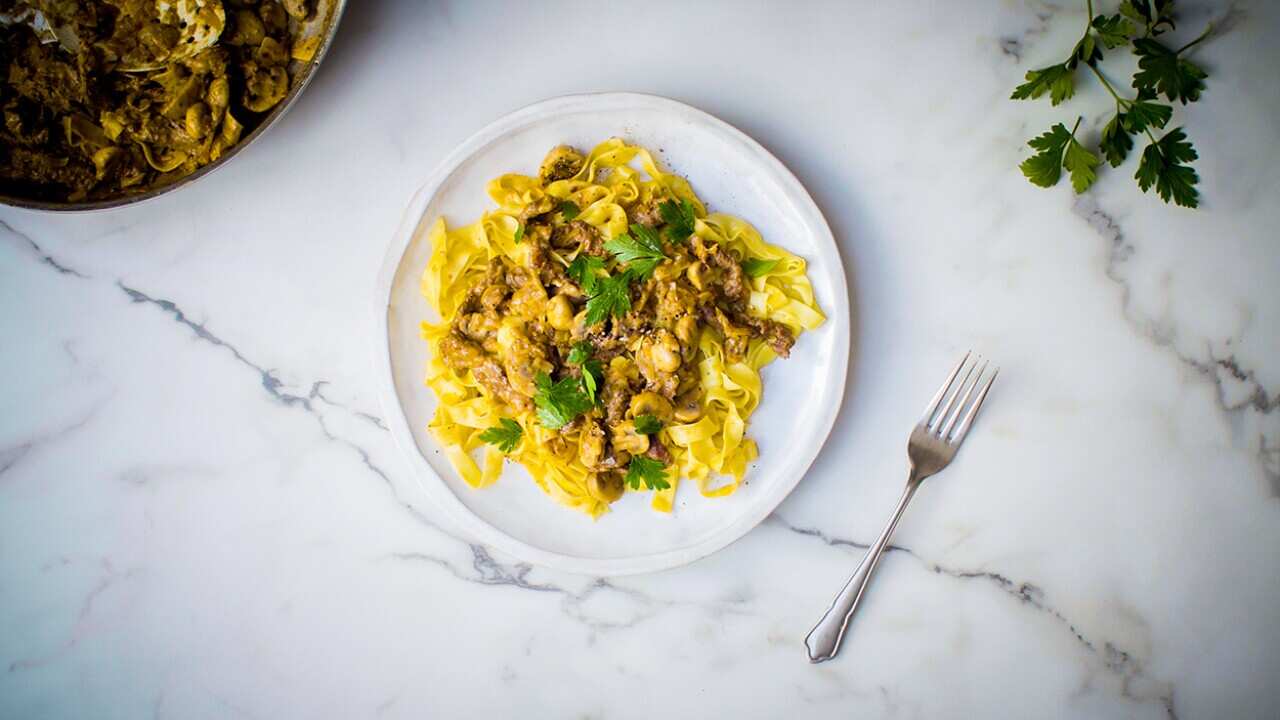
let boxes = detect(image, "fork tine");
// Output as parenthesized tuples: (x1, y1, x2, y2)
(941, 359, 989, 439)
(932, 357, 978, 434)
(950, 368, 998, 445)
(920, 352, 970, 426)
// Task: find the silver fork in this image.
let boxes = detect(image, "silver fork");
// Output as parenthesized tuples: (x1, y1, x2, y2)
(804, 352, 998, 663)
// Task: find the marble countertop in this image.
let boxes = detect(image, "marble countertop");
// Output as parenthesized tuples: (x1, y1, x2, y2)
(3, 1, 1278, 718)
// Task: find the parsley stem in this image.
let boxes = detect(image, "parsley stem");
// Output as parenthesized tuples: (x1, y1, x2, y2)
(1075, 0, 1094, 58)
(1175, 23, 1214, 55)
(1086, 62, 1131, 108)
(1085, 62, 1163, 155)
(1137, 0, 1155, 38)
(1063, 116, 1084, 165)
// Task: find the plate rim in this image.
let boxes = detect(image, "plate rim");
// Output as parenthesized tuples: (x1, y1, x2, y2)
(373, 91, 850, 576)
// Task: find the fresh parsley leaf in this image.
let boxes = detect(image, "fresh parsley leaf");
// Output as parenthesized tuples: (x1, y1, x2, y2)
(513, 225, 524, 243)
(566, 341, 592, 365)
(1091, 13, 1135, 49)
(566, 254, 604, 295)
(658, 198, 696, 243)
(583, 272, 633, 326)
(631, 223, 664, 252)
(559, 200, 581, 220)
(1100, 113, 1134, 167)
(581, 359, 603, 404)
(742, 257, 780, 278)
(628, 257, 663, 281)
(1010, 2, 1210, 209)
(533, 372, 594, 429)
(1122, 0, 1175, 36)
(1020, 121, 1096, 193)
(1019, 123, 1073, 188)
(565, 343, 602, 405)
(1120, 0, 1148, 25)
(604, 224, 667, 281)
(1071, 31, 1100, 66)
(1132, 38, 1207, 105)
(634, 414, 662, 435)
(478, 418, 523, 453)
(624, 455, 670, 491)
(1063, 136, 1100, 193)
(1011, 63, 1075, 106)
(1123, 92, 1173, 132)
(1136, 127, 1199, 208)
(605, 225, 666, 263)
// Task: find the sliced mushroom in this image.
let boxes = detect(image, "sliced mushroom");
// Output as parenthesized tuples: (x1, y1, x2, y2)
(628, 391, 673, 421)
(611, 420, 650, 456)
(641, 330, 682, 373)
(226, 9, 265, 46)
(673, 314, 698, 349)
(545, 294, 574, 331)
(283, 0, 312, 20)
(672, 388, 702, 423)
(587, 471, 625, 503)
(242, 64, 288, 112)
(184, 102, 212, 138)
(480, 285, 507, 311)
(207, 77, 231, 111)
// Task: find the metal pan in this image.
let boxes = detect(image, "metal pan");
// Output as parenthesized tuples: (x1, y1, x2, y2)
(0, 0, 347, 212)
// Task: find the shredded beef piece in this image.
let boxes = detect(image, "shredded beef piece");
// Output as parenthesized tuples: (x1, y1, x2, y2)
(646, 437, 672, 464)
(697, 241, 749, 306)
(527, 232, 580, 296)
(628, 197, 664, 227)
(551, 220, 606, 258)
(602, 371, 633, 426)
(439, 333, 530, 411)
(741, 314, 795, 357)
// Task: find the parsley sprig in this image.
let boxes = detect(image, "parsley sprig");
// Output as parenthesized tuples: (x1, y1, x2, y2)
(581, 360, 603, 404)
(1011, 0, 1210, 208)
(581, 224, 673, 327)
(583, 271, 633, 326)
(478, 418, 523, 453)
(566, 340, 593, 365)
(624, 455, 670, 491)
(1135, 126, 1198, 207)
(634, 414, 662, 435)
(533, 372, 594, 430)
(604, 224, 667, 281)
(1021, 118, 1099, 194)
(1132, 36, 1208, 105)
(567, 254, 605, 294)
(658, 199, 696, 244)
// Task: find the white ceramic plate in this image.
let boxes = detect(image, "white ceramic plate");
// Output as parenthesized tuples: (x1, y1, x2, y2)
(375, 93, 849, 576)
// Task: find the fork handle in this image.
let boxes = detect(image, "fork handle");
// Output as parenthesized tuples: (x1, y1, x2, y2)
(805, 479, 919, 663)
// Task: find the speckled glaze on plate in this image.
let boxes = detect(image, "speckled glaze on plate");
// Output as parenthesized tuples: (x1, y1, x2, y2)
(374, 93, 849, 576)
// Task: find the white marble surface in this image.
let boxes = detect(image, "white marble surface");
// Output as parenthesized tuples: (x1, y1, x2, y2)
(3, 1, 1279, 717)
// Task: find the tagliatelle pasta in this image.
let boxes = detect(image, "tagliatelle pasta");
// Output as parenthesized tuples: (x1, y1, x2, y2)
(420, 138, 824, 518)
